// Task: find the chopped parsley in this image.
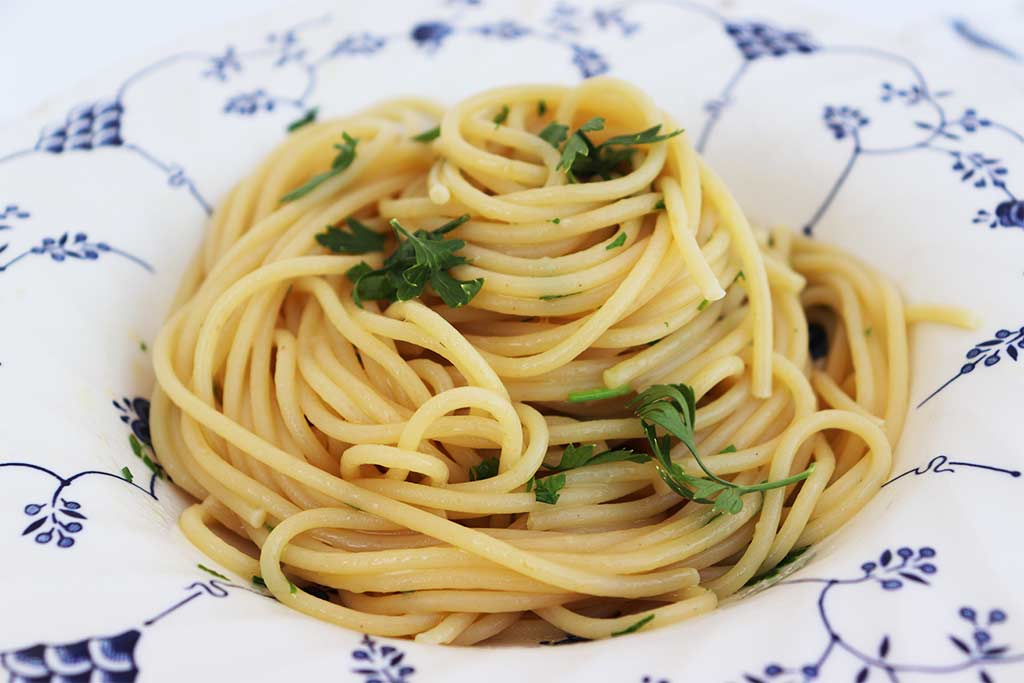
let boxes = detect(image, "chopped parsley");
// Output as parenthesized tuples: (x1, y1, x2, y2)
(538, 100, 547, 117)
(252, 575, 267, 588)
(265, 523, 275, 531)
(611, 614, 654, 636)
(654, 199, 666, 210)
(553, 118, 683, 182)
(743, 546, 810, 587)
(197, 564, 229, 581)
(493, 104, 510, 128)
(567, 384, 632, 402)
(129, 434, 163, 479)
(606, 232, 627, 250)
(734, 270, 746, 283)
(544, 443, 649, 472)
(539, 292, 578, 301)
(347, 215, 483, 309)
(631, 384, 815, 514)
(698, 299, 709, 311)
(412, 125, 441, 143)
(281, 132, 358, 202)
(539, 122, 569, 148)
(139, 340, 147, 352)
(289, 580, 298, 594)
(527, 473, 566, 504)
(865, 327, 873, 337)
(719, 444, 738, 454)
(286, 107, 318, 132)
(469, 457, 500, 481)
(316, 217, 386, 254)
(549, 217, 561, 224)
(120, 466, 133, 483)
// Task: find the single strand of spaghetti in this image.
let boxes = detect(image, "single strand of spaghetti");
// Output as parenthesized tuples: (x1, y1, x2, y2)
(528, 491, 679, 532)
(658, 177, 725, 301)
(271, 330, 337, 473)
(344, 590, 573, 616)
(415, 613, 478, 645)
(698, 158, 773, 397)
(451, 612, 522, 646)
(812, 370, 885, 426)
(535, 587, 715, 639)
(762, 436, 837, 569)
(879, 277, 910, 442)
(340, 445, 450, 485)
(258, 512, 443, 636)
(905, 304, 979, 328)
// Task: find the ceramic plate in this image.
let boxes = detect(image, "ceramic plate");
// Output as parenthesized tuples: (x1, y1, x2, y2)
(1, 1, 1022, 681)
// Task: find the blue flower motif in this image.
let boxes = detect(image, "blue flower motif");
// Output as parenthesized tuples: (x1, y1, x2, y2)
(411, 21, 453, 51)
(0, 204, 29, 232)
(571, 44, 609, 78)
(473, 21, 531, 40)
(822, 105, 869, 141)
(0, 629, 140, 682)
(267, 29, 307, 67)
(35, 99, 124, 153)
(0, 231, 153, 274)
(202, 46, 242, 81)
(329, 33, 388, 57)
(22, 497, 86, 549)
(114, 397, 152, 447)
(352, 634, 414, 683)
(724, 21, 816, 61)
(224, 90, 276, 116)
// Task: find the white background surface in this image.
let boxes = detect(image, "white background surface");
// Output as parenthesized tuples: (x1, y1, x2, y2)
(0, 0, 1019, 125)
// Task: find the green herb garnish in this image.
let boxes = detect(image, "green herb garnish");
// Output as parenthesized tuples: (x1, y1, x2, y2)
(611, 614, 654, 636)
(567, 384, 632, 402)
(493, 105, 510, 128)
(139, 341, 147, 352)
(129, 434, 163, 479)
(469, 457, 500, 481)
(198, 564, 229, 581)
(698, 299, 709, 311)
(555, 118, 683, 182)
(538, 100, 547, 116)
(287, 107, 318, 132)
(743, 546, 810, 587)
(631, 384, 815, 514)
(719, 444, 737, 454)
(347, 215, 483, 309)
(120, 466, 133, 483)
(654, 199, 666, 210)
(549, 217, 561, 224)
(865, 327, 873, 337)
(281, 132, 358, 202)
(539, 292, 578, 301)
(539, 122, 569, 148)
(252, 575, 267, 588)
(527, 473, 566, 504)
(545, 443, 649, 472)
(316, 217, 386, 254)
(734, 270, 745, 283)
(606, 232, 627, 250)
(412, 125, 441, 143)
(289, 581, 298, 594)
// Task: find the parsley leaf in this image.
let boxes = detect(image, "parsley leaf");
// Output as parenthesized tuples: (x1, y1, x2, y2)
(252, 575, 267, 588)
(529, 473, 566, 504)
(719, 444, 737, 454)
(557, 117, 605, 181)
(539, 292, 578, 301)
(698, 299, 709, 311)
(611, 614, 654, 636)
(120, 466, 133, 483)
(554, 119, 682, 182)
(469, 457, 500, 481)
(316, 217, 386, 254)
(493, 105, 510, 128)
(281, 132, 358, 202)
(545, 443, 649, 472)
(538, 100, 547, 117)
(567, 384, 632, 402)
(654, 199, 666, 210)
(630, 384, 815, 514)
(412, 125, 441, 143)
(539, 122, 569, 148)
(287, 107, 318, 132)
(606, 232, 627, 250)
(197, 563, 229, 581)
(348, 215, 483, 309)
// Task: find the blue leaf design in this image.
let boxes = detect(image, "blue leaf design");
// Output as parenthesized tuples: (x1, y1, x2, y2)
(21, 517, 46, 536)
(880, 549, 892, 566)
(855, 666, 870, 683)
(60, 509, 87, 519)
(1008, 345, 1018, 361)
(950, 635, 971, 654)
(879, 635, 890, 658)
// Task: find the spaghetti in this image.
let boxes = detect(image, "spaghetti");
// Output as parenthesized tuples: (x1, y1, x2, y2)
(152, 78, 917, 644)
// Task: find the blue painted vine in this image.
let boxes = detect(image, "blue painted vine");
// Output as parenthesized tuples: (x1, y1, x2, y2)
(883, 454, 1021, 488)
(919, 325, 1024, 407)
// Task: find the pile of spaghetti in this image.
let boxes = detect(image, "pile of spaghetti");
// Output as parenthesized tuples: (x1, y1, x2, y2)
(152, 78, 917, 645)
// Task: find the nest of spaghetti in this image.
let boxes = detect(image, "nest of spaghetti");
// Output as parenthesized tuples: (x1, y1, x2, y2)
(152, 78, 909, 645)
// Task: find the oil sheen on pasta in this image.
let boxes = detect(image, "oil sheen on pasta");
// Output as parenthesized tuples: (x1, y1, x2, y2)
(151, 78, 914, 645)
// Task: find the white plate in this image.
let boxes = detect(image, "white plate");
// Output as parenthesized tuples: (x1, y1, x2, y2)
(1, 1, 1023, 681)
